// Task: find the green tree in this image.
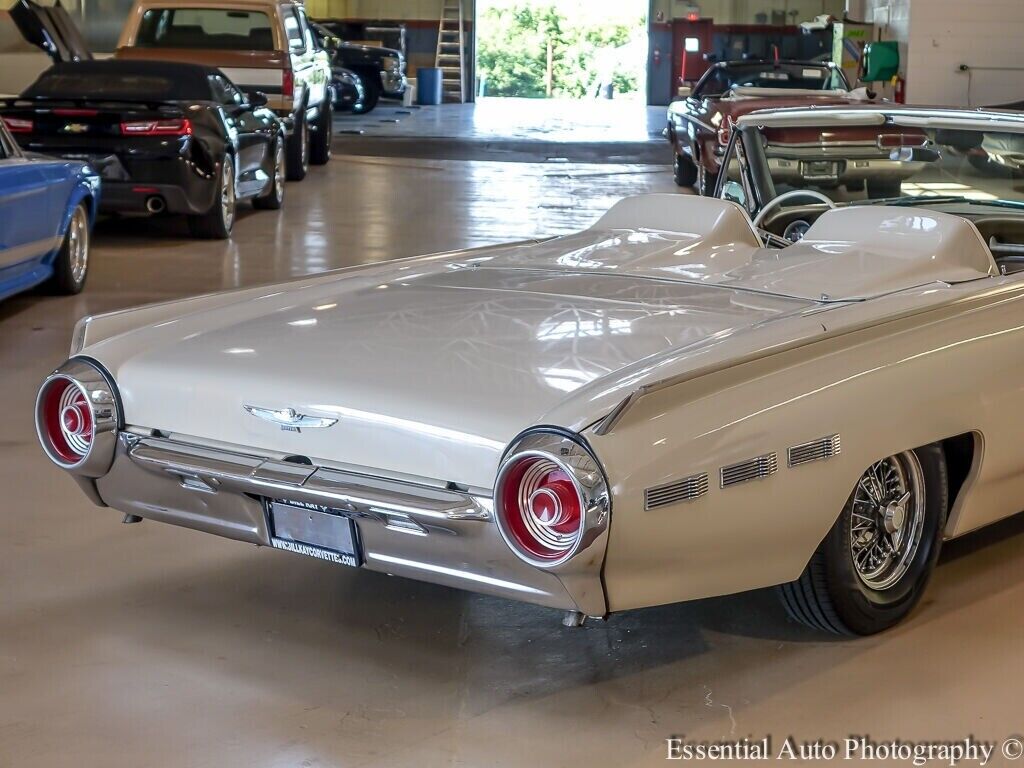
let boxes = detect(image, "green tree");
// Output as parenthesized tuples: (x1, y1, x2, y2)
(476, 2, 643, 99)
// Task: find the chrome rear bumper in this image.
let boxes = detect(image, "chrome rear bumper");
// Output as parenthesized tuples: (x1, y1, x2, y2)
(765, 153, 923, 183)
(91, 434, 604, 614)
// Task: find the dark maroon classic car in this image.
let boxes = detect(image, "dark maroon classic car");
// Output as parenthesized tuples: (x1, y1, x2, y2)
(665, 59, 892, 194)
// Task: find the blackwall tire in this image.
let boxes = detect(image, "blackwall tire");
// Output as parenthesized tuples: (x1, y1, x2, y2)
(674, 153, 698, 187)
(310, 99, 333, 166)
(285, 115, 309, 181)
(778, 443, 948, 636)
(352, 78, 380, 114)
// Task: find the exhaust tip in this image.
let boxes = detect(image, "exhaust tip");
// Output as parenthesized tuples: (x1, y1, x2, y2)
(145, 196, 166, 214)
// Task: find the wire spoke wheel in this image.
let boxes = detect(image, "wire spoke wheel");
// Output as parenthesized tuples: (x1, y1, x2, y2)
(779, 443, 947, 635)
(849, 451, 926, 591)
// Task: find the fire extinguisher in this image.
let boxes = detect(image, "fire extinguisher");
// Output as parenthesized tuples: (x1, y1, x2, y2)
(892, 75, 906, 104)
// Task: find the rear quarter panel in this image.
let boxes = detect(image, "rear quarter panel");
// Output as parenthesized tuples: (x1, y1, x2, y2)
(589, 280, 1024, 612)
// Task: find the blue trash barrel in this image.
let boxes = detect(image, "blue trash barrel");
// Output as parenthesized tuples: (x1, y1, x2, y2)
(417, 67, 443, 105)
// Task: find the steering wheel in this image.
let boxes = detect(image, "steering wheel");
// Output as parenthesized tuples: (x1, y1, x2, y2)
(751, 189, 836, 229)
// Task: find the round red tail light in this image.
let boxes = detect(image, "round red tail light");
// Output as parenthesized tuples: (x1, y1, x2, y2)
(35, 359, 120, 476)
(40, 377, 94, 465)
(500, 455, 584, 561)
(494, 431, 610, 569)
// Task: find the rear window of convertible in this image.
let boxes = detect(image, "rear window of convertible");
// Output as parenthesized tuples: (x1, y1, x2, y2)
(135, 8, 275, 51)
(26, 72, 210, 101)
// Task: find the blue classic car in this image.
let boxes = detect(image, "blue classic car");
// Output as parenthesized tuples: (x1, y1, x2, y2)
(0, 117, 99, 301)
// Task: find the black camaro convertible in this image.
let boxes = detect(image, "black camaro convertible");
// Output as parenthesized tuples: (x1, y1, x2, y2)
(0, 60, 287, 239)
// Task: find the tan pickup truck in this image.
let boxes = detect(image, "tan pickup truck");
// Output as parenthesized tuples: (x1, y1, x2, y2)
(115, 0, 333, 180)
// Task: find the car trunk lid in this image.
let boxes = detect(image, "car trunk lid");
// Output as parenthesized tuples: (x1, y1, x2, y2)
(87, 265, 812, 489)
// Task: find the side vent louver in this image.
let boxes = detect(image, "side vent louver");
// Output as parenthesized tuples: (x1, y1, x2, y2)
(720, 453, 778, 488)
(788, 434, 841, 467)
(644, 473, 709, 510)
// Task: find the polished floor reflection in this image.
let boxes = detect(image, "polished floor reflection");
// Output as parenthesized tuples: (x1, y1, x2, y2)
(2, 154, 1023, 768)
(340, 99, 664, 142)
(334, 101, 667, 163)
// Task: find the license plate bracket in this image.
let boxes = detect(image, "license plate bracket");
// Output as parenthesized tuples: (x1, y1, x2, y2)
(267, 499, 362, 567)
(800, 159, 843, 180)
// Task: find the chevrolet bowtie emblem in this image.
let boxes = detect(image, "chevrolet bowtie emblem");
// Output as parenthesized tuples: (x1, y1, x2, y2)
(243, 405, 338, 432)
(62, 123, 88, 134)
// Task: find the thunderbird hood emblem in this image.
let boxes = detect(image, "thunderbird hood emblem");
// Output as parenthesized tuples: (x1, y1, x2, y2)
(243, 405, 338, 432)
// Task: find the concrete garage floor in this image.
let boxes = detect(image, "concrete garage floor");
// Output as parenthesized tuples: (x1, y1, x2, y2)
(2, 151, 1024, 767)
(335, 99, 667, 163)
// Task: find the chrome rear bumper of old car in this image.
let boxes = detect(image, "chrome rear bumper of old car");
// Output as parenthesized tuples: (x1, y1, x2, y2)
(765, 153, 923, 182)
(91, 433, 602, 614)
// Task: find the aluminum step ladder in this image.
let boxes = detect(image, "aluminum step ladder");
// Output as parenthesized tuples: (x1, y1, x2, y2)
(433, 0, 465, 103)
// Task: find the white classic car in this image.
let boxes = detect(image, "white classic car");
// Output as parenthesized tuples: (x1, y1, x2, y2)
(37, 106, 1024, 636)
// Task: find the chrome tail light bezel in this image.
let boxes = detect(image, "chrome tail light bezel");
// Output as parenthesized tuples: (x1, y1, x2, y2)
(35, 358, 121, 477)
(494, 428, 610, 570)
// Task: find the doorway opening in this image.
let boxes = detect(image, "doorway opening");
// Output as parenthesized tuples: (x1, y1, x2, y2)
(473, 0, 648, 103)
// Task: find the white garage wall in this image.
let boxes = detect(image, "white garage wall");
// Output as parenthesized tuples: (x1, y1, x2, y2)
(906, 0, 1024, 107)
(869, 0, 1024, 107)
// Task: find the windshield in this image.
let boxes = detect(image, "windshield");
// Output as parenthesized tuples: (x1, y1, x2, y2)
(696, 63, 847, 97)
(735, 121, 1024, 209)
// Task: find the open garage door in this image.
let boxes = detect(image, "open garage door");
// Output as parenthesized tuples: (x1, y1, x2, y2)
(473, 0, 648, 102)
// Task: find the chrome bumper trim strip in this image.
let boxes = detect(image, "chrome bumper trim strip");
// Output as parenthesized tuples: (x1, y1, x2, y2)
(124, 433, 492, 523)
(367, 553, 548, 595)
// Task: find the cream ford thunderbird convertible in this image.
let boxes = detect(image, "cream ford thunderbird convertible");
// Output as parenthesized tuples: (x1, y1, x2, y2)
(37, 106, 1024, 636)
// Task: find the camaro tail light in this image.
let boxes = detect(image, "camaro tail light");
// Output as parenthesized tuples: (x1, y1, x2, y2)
(35, 359, 120, 477)
(283, 69, 295, 98)
(2, 116, 33, 133)
(120, 118, 192, 136)
(494, 430, 609, 568)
